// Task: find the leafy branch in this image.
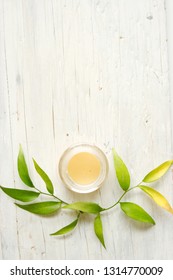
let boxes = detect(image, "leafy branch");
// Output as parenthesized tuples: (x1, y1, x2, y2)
(0, 145, 173, 248)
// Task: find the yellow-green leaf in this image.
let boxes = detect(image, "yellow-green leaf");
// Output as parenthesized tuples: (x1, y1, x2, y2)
(0, 186, 39, 202)
(64, 202, 104, 214)
(50, 218, 79, 236)
(15, 201, 61, 215)
(139, 185, 173, 214)
(120, 202, 155, 225)
(17, 145, 34, 187)
(143, 160, 173, 183)
(94, 214, 106, 248)
(112, 148, 130, 191)
(33, 159, 54, 195)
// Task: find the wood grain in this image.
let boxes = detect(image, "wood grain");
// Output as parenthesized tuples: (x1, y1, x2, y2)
(0, 0, 173, 259)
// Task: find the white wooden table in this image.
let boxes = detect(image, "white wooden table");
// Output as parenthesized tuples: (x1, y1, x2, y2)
(0, 0, 173, 260)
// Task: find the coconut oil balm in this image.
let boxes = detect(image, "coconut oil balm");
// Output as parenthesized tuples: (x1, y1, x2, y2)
(58, 143, 108, 193)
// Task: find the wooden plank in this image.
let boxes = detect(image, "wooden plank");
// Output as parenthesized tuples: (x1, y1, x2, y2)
(0, 0, 172, 259)
(166, 0, 173, 146)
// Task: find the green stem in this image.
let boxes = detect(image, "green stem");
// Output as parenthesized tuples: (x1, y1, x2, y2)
(34, 187, 68, 205)
(103, 184, 140, 212)
(34, 183, 141, 211)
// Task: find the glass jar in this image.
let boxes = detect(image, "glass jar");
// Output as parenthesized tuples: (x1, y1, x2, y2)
(58, 143, 109, 193)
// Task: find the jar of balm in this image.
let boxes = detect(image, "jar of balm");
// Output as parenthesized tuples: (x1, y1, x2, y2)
(58, 143, 109, 193)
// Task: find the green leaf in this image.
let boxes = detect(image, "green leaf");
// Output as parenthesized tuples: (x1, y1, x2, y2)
(17, 145, 34, 187)
(143, 160, 173, 183)
(0, 186, 40, 202)
(139, 185, 173, 214)
(94, 213, 106, 248)
(64, 202, 104, 214)
(120, 202, 155, 225)
(33, 159, 54, 195)
(112, 148, 130, 191)
(50, 218, 79, 236)
(15, 201, 61, 215)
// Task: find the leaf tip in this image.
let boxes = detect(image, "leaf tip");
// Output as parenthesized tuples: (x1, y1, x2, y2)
(19, 144, 23, 154)
(32, 158, 38, 169)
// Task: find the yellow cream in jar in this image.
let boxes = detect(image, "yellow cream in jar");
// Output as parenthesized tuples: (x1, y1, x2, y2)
(67, 152, 101, 185)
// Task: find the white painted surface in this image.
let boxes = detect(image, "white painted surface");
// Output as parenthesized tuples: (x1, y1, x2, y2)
(0, 0, 173, 260)
(166, 0, 173, 147)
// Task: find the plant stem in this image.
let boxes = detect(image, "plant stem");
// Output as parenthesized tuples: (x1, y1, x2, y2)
(34, 187, 68, 205)
(33, 183, 141, 211)
(103, 185, 140, 212)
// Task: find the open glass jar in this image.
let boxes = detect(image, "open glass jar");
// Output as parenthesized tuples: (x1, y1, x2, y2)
(58, 143, 109, 193)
